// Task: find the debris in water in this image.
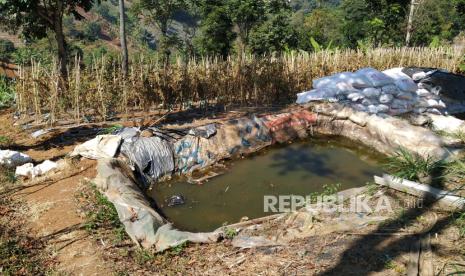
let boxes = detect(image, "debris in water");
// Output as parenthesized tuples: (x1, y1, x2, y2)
(167, 195, 186, 207)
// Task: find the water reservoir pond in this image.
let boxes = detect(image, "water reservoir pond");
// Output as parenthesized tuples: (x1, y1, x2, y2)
(149, 137, 384, 232)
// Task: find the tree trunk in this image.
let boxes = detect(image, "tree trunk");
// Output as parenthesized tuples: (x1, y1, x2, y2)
(405, 0, 416, 46)
(119, 0, 129, 77)
(54, 1, 67, 78)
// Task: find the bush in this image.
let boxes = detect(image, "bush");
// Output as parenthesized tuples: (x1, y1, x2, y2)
(83, 21, 102, 42)
(0, 39, 15, 60)
(0, 76, 15, 109)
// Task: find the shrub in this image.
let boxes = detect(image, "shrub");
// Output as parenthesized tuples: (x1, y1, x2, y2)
(83, 21, 102, 42)
(0, 76, 15, 109)
(0, 39, 15, 60)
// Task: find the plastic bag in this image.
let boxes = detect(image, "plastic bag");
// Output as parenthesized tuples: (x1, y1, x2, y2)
(356, 68, 394, 87)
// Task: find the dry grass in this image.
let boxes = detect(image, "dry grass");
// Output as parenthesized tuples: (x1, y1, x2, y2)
(15, 47, 464, 124)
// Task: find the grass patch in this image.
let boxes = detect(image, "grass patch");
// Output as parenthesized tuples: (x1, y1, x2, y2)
(308, 183, 341, 203)
(77, 180, 126, 241)
(99, 124, 123, 135)
(0, 76, 15, 109)
(0, 135, 13, 148)
(384, 148, 443, 182)
(0, 168, 52, 275)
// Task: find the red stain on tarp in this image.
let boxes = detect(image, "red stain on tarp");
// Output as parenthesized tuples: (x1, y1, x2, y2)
(262, 110, 317, 132)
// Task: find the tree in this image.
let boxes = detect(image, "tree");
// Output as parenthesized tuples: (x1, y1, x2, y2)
(248, 0, 298, 55)
(298, 7, 344, 51)
(227, 0, 265, 53)
(119, 0, 128, 76)
(0, 0, 102, 76)
(135, 0, 186, 63)
(194, 0, 236, 57)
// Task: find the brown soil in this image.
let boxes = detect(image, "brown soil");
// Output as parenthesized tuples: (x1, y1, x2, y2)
(1, 108, 465, 275)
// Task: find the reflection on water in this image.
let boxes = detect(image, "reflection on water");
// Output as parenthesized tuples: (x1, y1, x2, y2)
(149, 137, 384, 232)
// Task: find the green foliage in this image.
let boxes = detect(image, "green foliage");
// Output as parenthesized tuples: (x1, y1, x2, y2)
(83, 21, 102, 41)
(0, 76, 15, 109)
(195, 2, 236, 57)
(308, 183, 341, 203)
(248, 0, 298, 55)
(298, 7, 344, 51)
(223, 227, 238, 239)
(454, 211, 465, 237)
(99, 124, 123, 134)
(0, 38, 15, 60)
(384, 148, 443, 182)
(84, 182, 122, 231)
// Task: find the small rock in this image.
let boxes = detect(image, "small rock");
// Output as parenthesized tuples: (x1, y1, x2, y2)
(379, 94, 394, 104)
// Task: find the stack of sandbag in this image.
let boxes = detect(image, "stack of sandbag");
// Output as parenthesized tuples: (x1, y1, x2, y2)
(296, 67, 460, 116)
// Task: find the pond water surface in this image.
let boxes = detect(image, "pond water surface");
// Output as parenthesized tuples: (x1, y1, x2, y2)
(149, 137, 384, 232)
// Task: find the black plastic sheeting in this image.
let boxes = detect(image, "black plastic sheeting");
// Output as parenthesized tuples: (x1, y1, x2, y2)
(402, 67, 465, 101)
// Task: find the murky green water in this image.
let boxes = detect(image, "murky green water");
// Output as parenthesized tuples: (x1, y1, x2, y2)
(149, 137, 384, 232)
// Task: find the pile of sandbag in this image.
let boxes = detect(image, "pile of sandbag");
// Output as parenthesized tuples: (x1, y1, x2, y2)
(296, 67, 464, 116)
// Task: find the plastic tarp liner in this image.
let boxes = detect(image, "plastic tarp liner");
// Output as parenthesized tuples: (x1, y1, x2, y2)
(414, 70, 465, 101)
(94, 158, 221, 251)
(174, 116, 272, 173)
(401, 67, 442, 78)
(70, 135, 122, 160)
(120, 135, 174, 181)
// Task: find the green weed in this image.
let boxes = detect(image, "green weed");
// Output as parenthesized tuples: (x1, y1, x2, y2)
(223, 227, 238, 239)
(83, 182, 122, 231)
(384, 148, 443, 182)
(99, 124, 123, 135)
(0, 76, 15, 109)
(0, 135, 13, 147)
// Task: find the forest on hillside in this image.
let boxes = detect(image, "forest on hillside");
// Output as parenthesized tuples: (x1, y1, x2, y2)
(0, 0, 464, 67)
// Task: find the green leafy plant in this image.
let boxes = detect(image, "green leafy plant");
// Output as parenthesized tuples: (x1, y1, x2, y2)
(84, 182, 121, 231)
(223, 227, 238, 239)
(384, 148, 443, 182)
(169, 241, 188, 256)
(308, 183, 341, 203)
(99, 124, 123, 135)
(0, 76, 15, 109)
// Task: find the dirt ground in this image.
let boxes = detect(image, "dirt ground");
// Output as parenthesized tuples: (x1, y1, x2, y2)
(1, 108, 465, 275)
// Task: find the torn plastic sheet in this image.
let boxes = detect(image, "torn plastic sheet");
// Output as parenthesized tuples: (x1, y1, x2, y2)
(94, 158, 221, 251)
(119, 136, 175, 181)
(70, 135, 122, 159)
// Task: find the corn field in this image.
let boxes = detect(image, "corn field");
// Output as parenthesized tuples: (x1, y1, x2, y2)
(15, 47, 464, 125)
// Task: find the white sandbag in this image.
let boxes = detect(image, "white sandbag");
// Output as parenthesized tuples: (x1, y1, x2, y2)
(381, 84, 399, 94)
(296, 89, 335, 104)
(416, 89, 432, 97)
(394, 79, 418, 92)
(313, 72, 371, 89)
(15, 160, 58, 178)
(347, 92, 364, 102)
(379, 94, 394, 104)
(428, 114, 465, 133)
(356, 68, 394, 87)
(15, 163, 34, 177)
(396, 92, 415, 101)
(71, 135, 122, 160)
(0, 150, 32, 168)
(412, 71, 427, 81)
(383, 68, 418, 92)
(361, 87, 381, 98)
